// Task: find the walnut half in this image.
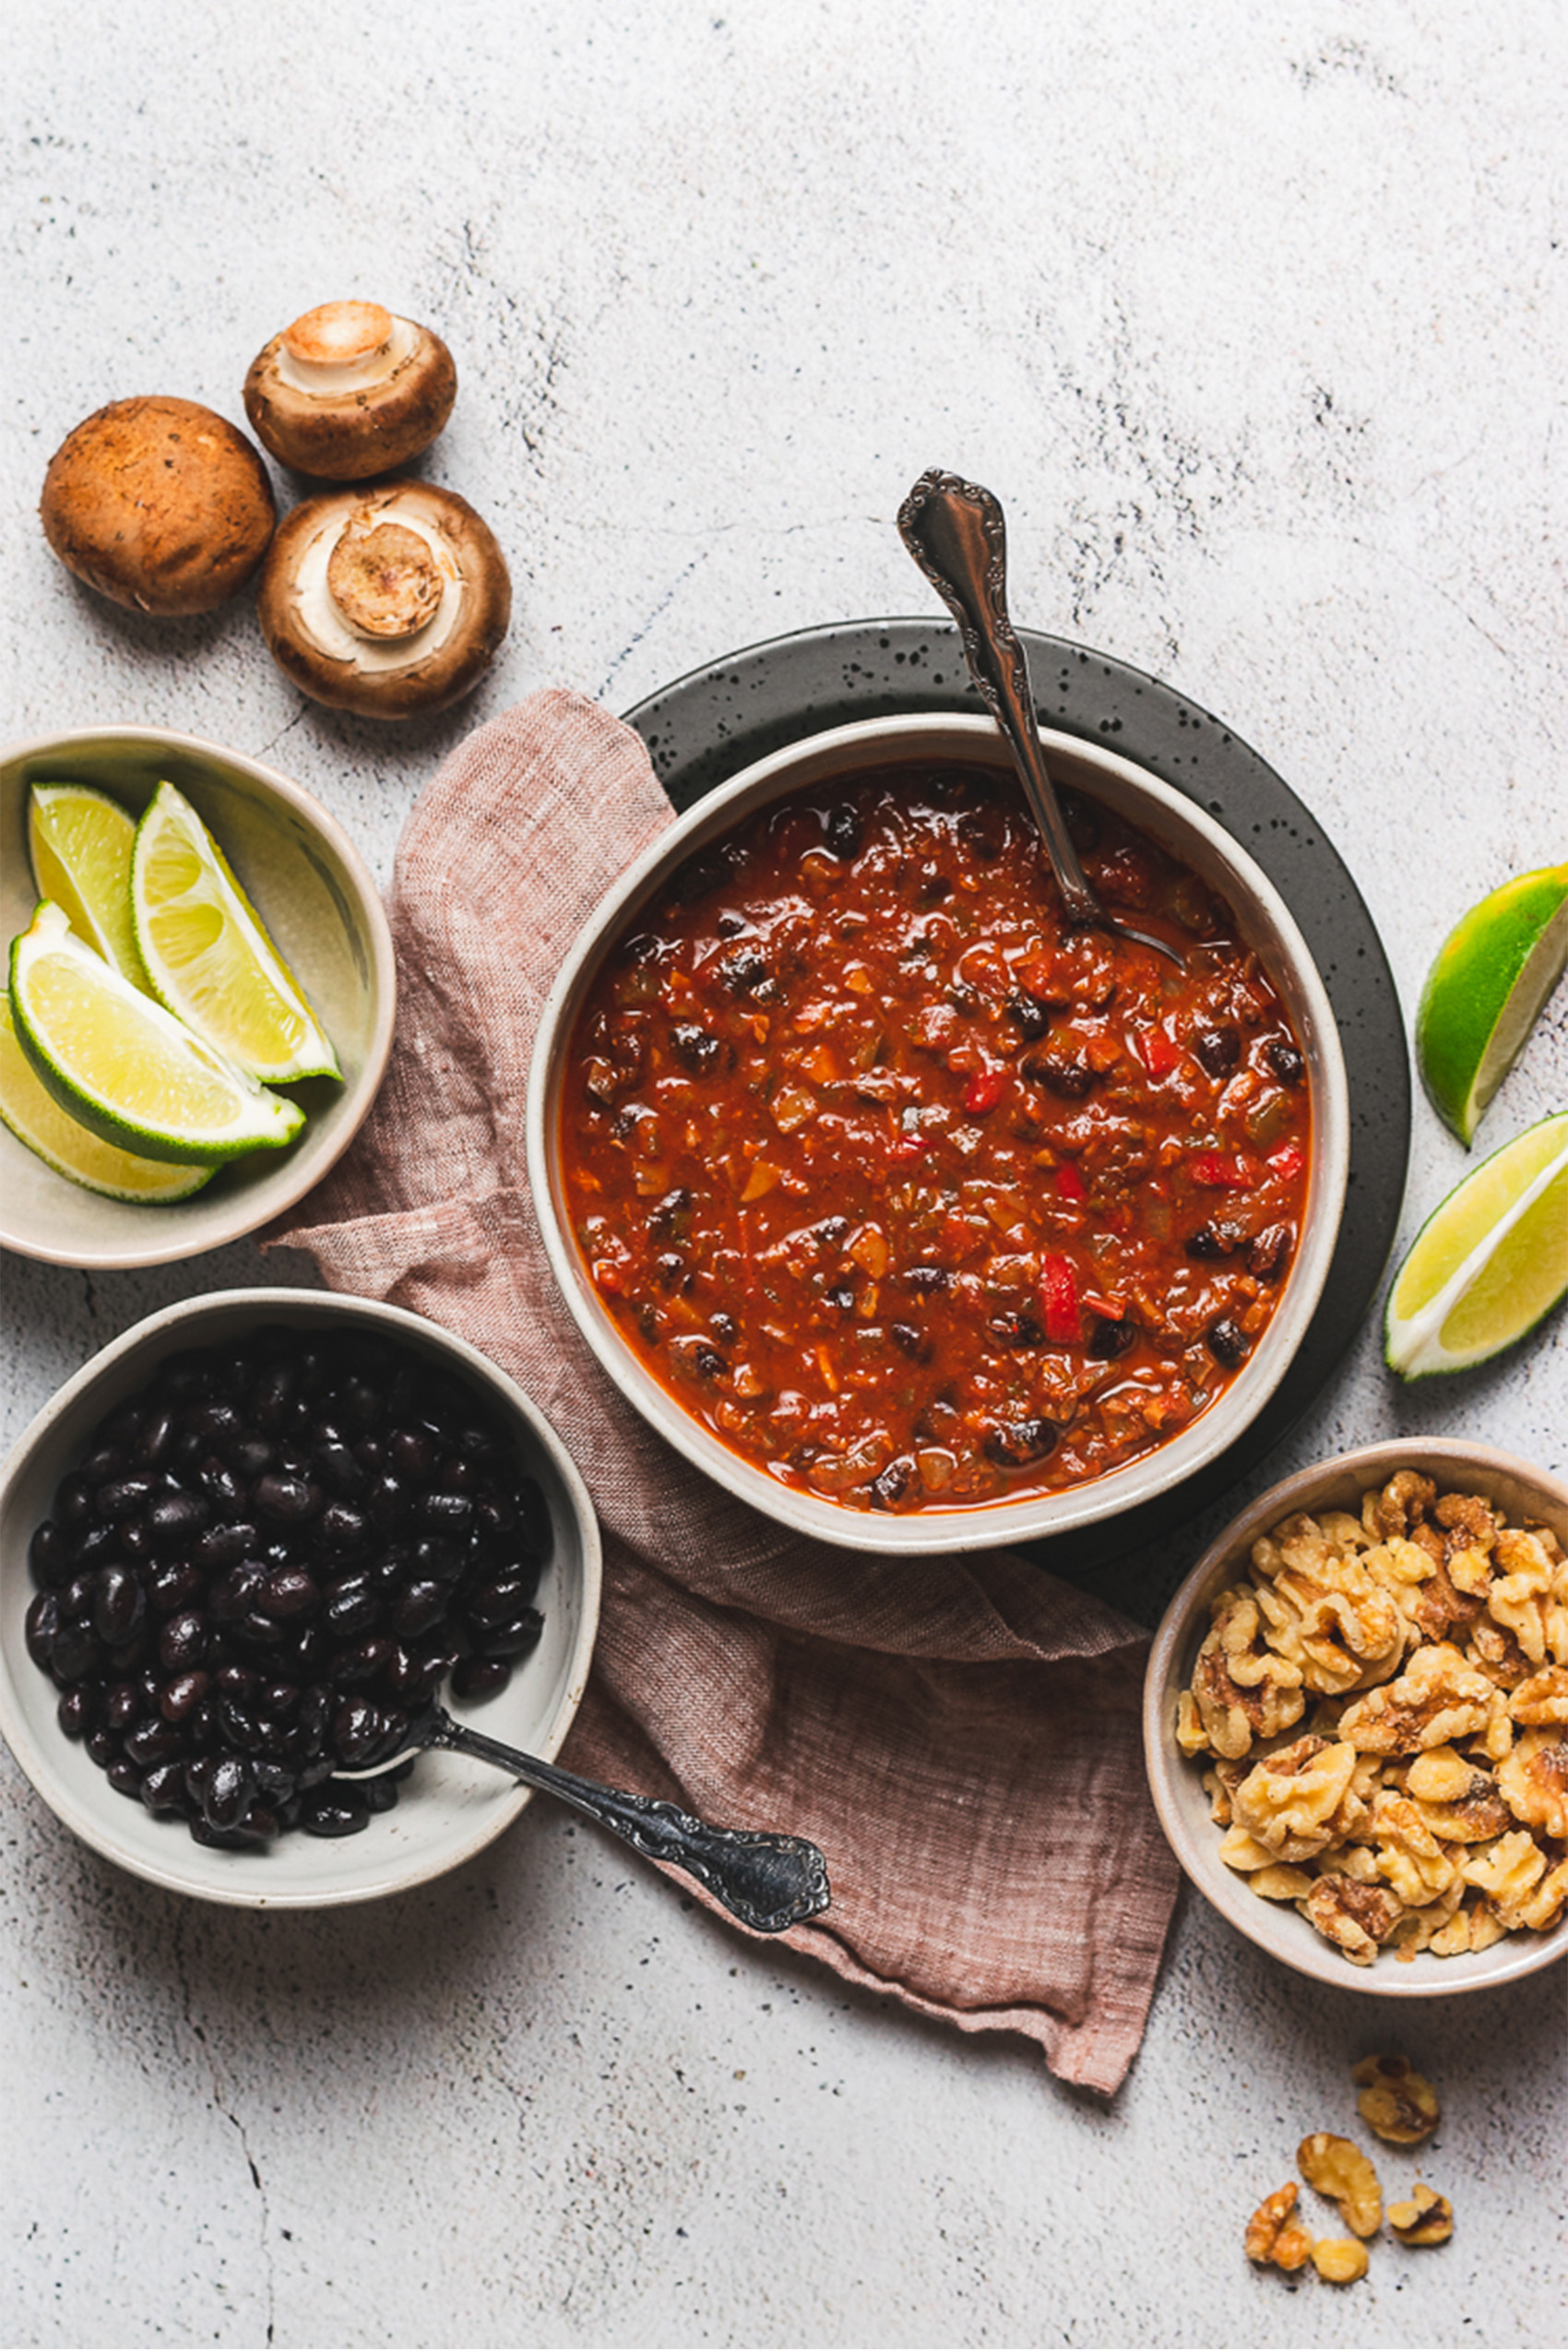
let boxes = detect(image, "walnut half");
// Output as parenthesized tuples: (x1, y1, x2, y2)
(1387, 2183, 1455, 2246)
(1353, 2055, 1441, 2144)
(1244, 2182, 1313, 2271)
(1298, 2132, 1383, 2236)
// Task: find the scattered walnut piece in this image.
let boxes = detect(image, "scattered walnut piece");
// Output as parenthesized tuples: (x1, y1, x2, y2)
(1387, 2183, 1454, 2246)
(1312, 2237, 1370, 2284)
(1352, 2056, 1441, 2145)
(1297, 2133, 1382, 2236)
(1244, 2182, 1313, 2271)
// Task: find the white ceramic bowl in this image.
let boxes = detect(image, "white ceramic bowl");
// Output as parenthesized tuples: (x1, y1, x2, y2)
(0, 1289, 601, 1907)
(526, 713, 1350, 1554)
(1144, 1438, 1568, 1993)
(0, 725, 396, 1268)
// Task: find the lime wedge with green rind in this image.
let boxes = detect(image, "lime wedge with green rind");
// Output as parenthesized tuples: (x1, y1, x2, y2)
(1384, 1111, 1568, 1378)
(0, 992, 212, 1203)
(131, 780, 340, 1086)
(1416, 864, 1568, 1146)
(9, 902, 305, 1165)
(27, 780, 151, 989)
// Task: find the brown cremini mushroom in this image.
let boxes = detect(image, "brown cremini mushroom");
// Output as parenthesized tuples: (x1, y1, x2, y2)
(244, 301, 458, 480)
(40, 396, 276, 614)
(256, 481, 511, 719)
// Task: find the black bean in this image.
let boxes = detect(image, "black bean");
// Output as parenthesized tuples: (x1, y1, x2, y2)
(160, 1670, 211, 1724)
(241, 1610, 291, 1651)
(450, 1657, 512, 1704)
(50, 1621, 102, 1684)
(388, 1579, 447, 1640)
(124, 1717, 184, 1768)
(30, 1518, 71, 1587)
(57, 1685, 97, 1740)
(195, 1455, 246, 1513)
(825, 802, 863, 859)
(185, 1402, 243, 1449)
(319, 1502, 369, 1555)
(141, 1761, 189, 1815)
(390, 1429, 434, 1481)
(464, 1574, 538, 1633)
(254, 1472, 323, 1526)
(1265, 1039, 1304, 1086)
(361, 1773, 403, 1814)
(208, 1562, 266, 1622)
(104, 1680, 141, 1731)
(70, 1522, 118, 1571)
(1087, 1317, 1139, 1360)
(314, 1441, 364, 1500)
(55, 1475, 95, 1528)
(93, 1564, 146, 1647)
(98, 1474, 156, 1521)
(475, 1610, 544, 1662)
(1021, 1052, 1094, 1100)
(228, 1436, 275, 1480)
(1206, 1317, 1251, 1369)
(903, 1265, 953, 1295)
(159, 1611, 208, 1673)
(981, 1418, 1061, 1468)
(204, 1755, 256, 1833)
(331, 1696, 383, 1767)
(108, 1759, 144, 1799)
(1005, 989, 1055, 1040)
(300, 1788, 371, 1838)
(87, 1725, 119, 1765)
(1247, 1223, 1296, 1283)
(417, 1491, 472, 1535)
(219, 1695, 265, 1752)
(261, 1568, 321, 1620)
(25, 1591, 60, 1669)
(323, 1575, 379, 1640)
(136, 1408, 178, 1468)
(1192, 1025, 1241, 1076)
(990, 1313, 1044, 1351)
(192, 1521, 257, 1574)
(147, 1492, 212, 1561)
(869, 1458, 916, 1509)
(1185, 1222, 1239, 1262)
(330, 1636, 394, 1688)
(120, 1521, 155, 1562)
(84, 1445, 130, 1485)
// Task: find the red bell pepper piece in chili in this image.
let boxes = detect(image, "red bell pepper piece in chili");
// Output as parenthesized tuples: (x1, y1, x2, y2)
(1039, 1254, 1083, 1345)
(1133, 1025, 1182, 1077)
(1266, 1141, 1306, 1182)
(1190, 1151, 1259, 1189)
(963, 1066, 1008, 1115)
(1055, 1161, 1087, 1204)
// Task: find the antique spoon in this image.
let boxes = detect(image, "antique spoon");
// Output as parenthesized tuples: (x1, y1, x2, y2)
(897, 469, 1182, 965)
(339, 1702, 831, 1935)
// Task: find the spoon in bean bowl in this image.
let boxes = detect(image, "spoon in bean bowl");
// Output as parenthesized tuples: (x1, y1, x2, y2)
(897, 469, 1183, 967)
(337, 1701, 832, 1934)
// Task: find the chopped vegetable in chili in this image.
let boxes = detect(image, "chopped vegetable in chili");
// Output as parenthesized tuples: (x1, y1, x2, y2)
(561, 760, 1313, 1513)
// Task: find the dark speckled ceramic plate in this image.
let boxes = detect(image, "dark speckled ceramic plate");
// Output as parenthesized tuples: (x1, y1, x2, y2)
(623, 618, 1410, 1577)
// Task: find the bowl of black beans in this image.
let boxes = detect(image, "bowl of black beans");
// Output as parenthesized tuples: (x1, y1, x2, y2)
(0, 1289, 601, 1906)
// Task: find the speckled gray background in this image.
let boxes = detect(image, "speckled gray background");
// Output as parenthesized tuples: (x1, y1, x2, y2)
(3, 2, 1565, 2346)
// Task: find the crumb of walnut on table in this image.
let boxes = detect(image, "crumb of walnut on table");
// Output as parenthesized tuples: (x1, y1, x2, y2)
(1387, 2183, 1455, 2245)
(1243, 2182, 1313, 2272)
(1297, 2132, 1383, 2237)
(1353, 2054, 1441, 2144)
(1176, 1471, 1568, 1966)
(1312, 2237, 1371, 2284)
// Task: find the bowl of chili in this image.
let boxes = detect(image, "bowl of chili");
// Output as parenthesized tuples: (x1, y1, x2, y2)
(526, 714, 1349, 1553)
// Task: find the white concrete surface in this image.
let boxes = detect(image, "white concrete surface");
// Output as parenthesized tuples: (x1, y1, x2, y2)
(3, 2, 1564, 2345)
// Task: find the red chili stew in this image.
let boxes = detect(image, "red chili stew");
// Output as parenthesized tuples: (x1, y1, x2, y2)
(561, 760, 1313, 1513)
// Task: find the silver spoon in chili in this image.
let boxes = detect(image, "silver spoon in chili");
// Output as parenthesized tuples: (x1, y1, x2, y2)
(897, 469, 1182, 966)
(338, 1701, 831, 1934)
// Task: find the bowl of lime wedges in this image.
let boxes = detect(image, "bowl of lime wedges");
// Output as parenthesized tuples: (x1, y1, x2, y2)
(1, 727, 395, 1269)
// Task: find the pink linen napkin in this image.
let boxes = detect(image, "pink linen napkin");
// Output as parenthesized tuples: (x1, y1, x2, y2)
(273, 689, 1179, 2096)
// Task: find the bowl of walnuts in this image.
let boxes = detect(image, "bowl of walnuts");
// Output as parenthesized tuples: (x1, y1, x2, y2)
(1144, 1438, 1568, 1992)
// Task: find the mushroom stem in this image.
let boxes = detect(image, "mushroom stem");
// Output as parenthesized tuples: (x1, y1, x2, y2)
(327, 519, 444, 641)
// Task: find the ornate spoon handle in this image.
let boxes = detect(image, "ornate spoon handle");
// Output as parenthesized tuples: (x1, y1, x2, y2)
(897, 469, 1105, 927)
(415, 1704, 831, 1934)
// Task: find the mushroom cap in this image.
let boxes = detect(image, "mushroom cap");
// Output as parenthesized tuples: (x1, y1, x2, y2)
(256, 481, 511, 720)
(244, 304, 458, 481)
(40, 397, 276, 615)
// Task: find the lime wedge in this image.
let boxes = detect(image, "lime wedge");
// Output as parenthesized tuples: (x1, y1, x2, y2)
(1384, 1111, 1568, 1378)
(27, 780, 151, 988)
(9, 903, 305, 1165)
(0, 992, 212, 1202)
(1416, 865, 1568, 1145)
(131, 781, 340, 1085)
